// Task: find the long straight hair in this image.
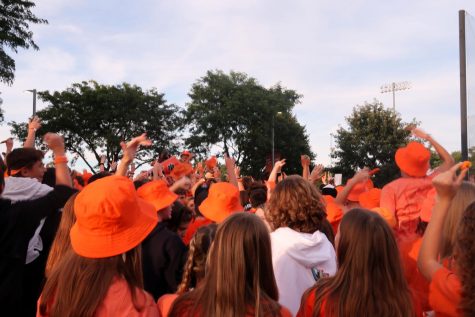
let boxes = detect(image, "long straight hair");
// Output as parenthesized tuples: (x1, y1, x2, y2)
(440, 181, 475, 262)
(303, 209, 415, 317)
(170, 212, 282, 317)
(455, 201, 475, 316)
(39, 247, 145, 317)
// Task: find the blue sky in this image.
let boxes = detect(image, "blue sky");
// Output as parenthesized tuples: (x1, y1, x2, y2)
(2, 0, 475, 166)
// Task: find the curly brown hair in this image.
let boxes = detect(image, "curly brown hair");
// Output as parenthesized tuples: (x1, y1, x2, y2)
(455, 201, 475, 317)
(266, 175, 331, 236)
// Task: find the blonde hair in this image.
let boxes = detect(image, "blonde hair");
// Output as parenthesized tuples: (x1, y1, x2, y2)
(440, 182, 475, 263)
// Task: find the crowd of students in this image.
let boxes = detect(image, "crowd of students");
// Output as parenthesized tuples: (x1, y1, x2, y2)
(0, 117, 474, 317)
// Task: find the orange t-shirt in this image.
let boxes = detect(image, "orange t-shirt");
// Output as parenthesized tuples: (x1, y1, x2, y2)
(380, 174, 437, 239)
(37, 278, 159, 317)
(297, 289, 325, 317)
(322, 195, 343, 235)
(171, 302, 292, 317)
(399, 237, 430, 311)
(297, 287, 422, 317)
(156, 293, 178, 317)
(428, 267, 462, 317)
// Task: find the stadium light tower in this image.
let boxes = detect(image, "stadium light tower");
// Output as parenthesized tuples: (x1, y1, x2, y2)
(380, 81, 411, 111)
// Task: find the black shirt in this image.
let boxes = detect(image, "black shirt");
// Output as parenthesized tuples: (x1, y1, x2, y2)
(141, 222, 187, 300)
(0, 185, 75, 316)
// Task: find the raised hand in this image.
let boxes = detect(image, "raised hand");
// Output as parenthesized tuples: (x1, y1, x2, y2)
(410, 127, 430, 140)
(301, 154, 311, 167)
(116, 133, 152, 176)
(432, 163, 468, 200)
(120, 133, 152, 164)
(350, 168, 370, 184)
(274, 159, 286, 172)
(309, 164, 324, 183)
(43, 133, 65, 154)
(28, 116, 41, 131)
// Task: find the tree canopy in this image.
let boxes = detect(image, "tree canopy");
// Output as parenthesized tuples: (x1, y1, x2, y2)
(10, 81, 183, 171)
(184, 70, 313, 178)
(331, 100, 416, 187)
(0, 0, 47, 85)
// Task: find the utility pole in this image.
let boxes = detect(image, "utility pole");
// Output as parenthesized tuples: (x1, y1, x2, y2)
(26, 89, 37, 116)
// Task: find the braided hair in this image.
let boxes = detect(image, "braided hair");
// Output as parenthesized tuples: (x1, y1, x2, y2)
(177, 224, 217, 294)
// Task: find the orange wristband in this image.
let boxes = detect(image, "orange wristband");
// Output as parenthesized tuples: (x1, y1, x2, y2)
(54, 156, 68, 165)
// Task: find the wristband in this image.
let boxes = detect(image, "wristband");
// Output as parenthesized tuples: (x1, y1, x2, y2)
(54, 155, 68, 165)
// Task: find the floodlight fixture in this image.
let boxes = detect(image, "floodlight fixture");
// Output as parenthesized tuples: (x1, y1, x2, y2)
(380, 81, 411, 111)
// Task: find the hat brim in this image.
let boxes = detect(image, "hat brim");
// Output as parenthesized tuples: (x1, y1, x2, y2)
(395, 147, 429, 177)
(70, 199, 158, 258)
(199, 199, 243, 223)
(152, 191, 178, 211)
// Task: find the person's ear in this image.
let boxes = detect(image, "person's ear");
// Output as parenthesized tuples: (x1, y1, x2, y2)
(20, 167, 30, 177)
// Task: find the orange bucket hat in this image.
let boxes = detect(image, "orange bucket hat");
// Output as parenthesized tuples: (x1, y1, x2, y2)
(171, 162, 193, 180)
(205, 156, 217, 170)
(347, 179, 374, 202)
(395, 142, 430, 177)
(199, 182, 243, 223)
(371, 207, 397, 228)
(70, 175, 158, 258)
(137, 180, 178, 211)
(358, 188, 382, 209)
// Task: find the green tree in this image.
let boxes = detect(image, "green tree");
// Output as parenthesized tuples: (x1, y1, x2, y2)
(185, 70, 313, 178)
(331, 100, 416, 187)
(0, 0, 48, 85)
(10, 81, 182, 171)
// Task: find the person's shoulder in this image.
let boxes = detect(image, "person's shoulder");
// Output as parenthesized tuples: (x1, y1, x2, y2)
(382, 177, 406, 189)
(279, 305, 293, 317)
(296, 288, 319, 317)
(98, 278, 159, 317)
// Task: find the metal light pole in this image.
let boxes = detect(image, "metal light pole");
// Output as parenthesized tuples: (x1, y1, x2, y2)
(380, 81, 411, 111)
(272, 111, 282, 167)
(26, 89, 37, 116)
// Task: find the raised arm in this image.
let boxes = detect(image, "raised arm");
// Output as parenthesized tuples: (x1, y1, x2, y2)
(268, 159, 286, 184)
(152, 160, 165, 181)
(24, 116, 41, 148)
(412, 128, 454, 173)
(301, 155, 311, 180)
(418, 163, 467, 281)
(115, 133, 152, 177)
(309, 164, 324, 184)
(99, 155, 106, 172)
(224, 154, 239, 188)
(334, 169, 369, 207)
(43, 133, 72, 187)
